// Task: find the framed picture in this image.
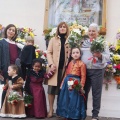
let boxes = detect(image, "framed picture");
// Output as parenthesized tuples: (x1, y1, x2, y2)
(44, 0, 106, 29)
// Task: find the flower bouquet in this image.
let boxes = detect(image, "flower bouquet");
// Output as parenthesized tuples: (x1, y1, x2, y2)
(104, 62, 114, 90)
(90, 36, 105, 53)
(8, 91, 23, 105)
(67, 78, 85, 94)
(24, 93, 33, 108)
(68, 21, 88, 48)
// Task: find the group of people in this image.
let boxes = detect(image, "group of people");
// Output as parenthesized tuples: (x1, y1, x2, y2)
(0, 22, 110, 120)
(46, 22, 110, 120)
(0, 24, 54, 118)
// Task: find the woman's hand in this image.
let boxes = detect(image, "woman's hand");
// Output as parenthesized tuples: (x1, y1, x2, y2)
(50, 64, 56, 72)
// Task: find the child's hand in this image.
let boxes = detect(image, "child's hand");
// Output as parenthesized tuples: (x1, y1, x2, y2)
(80, 87, 85, 94)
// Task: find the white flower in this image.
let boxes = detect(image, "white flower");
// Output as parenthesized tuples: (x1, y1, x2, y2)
(68, 80, 74, 86)
(113, 69, 116, 73)
(72, 29, 81, 35)
(50, 27, 57, 36)
(82, 26, 88, 34)
(25, 104, 28, 107)
(12, 91, 18, 95)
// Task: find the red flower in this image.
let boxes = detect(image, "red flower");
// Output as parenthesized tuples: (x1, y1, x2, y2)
(28, 104, 32, 108)
(12, 100, 18, 105)
(117, 64, 120, 70)
(74, 80, 79, 85)
(72, 85, 75, 89)
(114, 64, 120, 70)
(43, 53, 47, 57)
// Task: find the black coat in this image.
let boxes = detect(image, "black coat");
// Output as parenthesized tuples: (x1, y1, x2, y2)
(20, 45, 36, 65)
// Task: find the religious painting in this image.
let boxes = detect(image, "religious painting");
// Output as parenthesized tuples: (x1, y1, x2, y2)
(44, 0, 106, 28)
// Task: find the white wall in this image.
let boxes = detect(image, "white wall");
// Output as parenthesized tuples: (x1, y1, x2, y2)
(0, 0, 46, 50)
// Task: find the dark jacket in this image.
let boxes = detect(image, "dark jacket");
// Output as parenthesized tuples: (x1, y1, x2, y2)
(0, 39, 21, 82)
(20, 45, 36, 65)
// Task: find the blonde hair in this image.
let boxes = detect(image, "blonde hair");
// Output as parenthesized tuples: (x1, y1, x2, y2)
(25, 36, 34, 44)
(55, 22, 69, 39)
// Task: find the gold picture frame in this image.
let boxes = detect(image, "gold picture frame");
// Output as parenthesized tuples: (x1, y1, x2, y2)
(44, 0, 106, 29)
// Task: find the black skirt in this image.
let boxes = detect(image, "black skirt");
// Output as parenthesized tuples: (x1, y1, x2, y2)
(48, 69, 63, 95)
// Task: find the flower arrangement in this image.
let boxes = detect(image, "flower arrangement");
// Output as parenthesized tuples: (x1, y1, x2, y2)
(67, 78, 85, 94)
(90, 36, 105, 53)
(8, 91, 23, 105)
(112, 55, 120, 87)
(35, 49, 47, 62)
(104, 62, 114, 90)
(110, 30, 120, 89)
(16, 27, 36, 45)
(43, 27, 57, 40)
(35, 49, 47, 70)
(68, 22, 88, 48)
(24, 93, 33, 108)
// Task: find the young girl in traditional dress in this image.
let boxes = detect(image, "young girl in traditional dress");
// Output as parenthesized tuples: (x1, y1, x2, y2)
(56, 47, 86, 120)
(24, 58, 55, 118)
(0, 64, 26, 118)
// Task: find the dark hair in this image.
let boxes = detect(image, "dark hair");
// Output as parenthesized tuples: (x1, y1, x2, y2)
(9, 64, 19, 74)
(55, 22, 69, 39)
(32, 58, 43, 68)
(4, 24, 18, 41)
(66, 47, 82, 68)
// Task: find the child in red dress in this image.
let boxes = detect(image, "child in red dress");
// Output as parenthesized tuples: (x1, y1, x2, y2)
(24, 58, 54, 118)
